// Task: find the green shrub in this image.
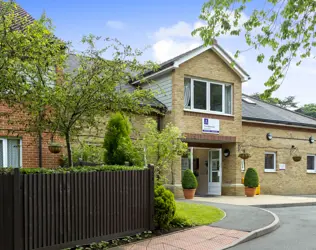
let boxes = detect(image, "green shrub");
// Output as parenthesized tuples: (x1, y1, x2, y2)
(244, 168, 259, 188)
(154, 185, 176, 229)
(182, 169, 198, 189)
(0, 165, 144, 175)
(72, 143, 105, 164)
(104, 112, 142, 165)
(170, 214, 192, 228)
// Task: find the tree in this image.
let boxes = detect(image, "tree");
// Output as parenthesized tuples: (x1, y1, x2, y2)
(250, 93, 298, 109)
(297, 104, 316, 118)
(0, 2, 159, 167)
(140, 119, 188, 182)
(50, 37, 158, 167)
(193, 0, 316, 98)
(103, 112, 134, 165)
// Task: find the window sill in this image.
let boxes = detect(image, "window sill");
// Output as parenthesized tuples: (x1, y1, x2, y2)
(307, 171, 316, 174)
(184, 109, 234, 117)
(264, 170, 277, 173)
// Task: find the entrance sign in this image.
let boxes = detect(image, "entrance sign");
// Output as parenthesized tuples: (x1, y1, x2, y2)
(202, 118, 220, 134)
(279, 164, 286, 170)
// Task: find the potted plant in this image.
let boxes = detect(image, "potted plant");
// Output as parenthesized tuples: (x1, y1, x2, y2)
(244, 168, 259, 197)
(48, 142, 62, 154)
(182, 169, 198, 199)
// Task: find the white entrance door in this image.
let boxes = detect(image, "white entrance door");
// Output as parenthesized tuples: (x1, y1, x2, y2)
(208, 149, 222, 195)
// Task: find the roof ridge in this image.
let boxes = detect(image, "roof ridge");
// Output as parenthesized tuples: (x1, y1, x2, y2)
(242, 93, 316, 122)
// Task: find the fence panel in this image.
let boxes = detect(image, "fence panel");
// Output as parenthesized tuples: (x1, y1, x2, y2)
(0, 166, 154, 250)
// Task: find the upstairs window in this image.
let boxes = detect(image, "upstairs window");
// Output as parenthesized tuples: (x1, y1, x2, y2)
(184, 77, 233, 115)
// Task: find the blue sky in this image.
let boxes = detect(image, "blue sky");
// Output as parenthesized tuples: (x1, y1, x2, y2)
(17, 0, 316, 105)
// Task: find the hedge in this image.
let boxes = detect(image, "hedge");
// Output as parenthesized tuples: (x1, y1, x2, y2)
(0, 165, 145, 175)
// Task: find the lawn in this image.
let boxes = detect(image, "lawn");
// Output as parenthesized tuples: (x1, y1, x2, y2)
(174, 201, 224, 226)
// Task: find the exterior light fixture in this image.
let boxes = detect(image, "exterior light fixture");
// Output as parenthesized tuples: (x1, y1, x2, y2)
(266, 133, 273, 141)
(309, 136, 315, 144)
(224, 149, 230, 157)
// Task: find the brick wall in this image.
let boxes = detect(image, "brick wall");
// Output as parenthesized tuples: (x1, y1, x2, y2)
(242, 122, 316, 195)
(0, 103, 62, 168)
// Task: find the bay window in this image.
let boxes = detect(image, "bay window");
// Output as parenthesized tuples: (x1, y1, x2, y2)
(0, 138, 22, 168)
(184, 77, 233, 115)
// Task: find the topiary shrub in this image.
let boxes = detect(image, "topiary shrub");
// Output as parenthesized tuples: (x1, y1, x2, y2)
(182, 169, 198, 189)
(154, 185, 176, 229)
(244, 168, 259, 188)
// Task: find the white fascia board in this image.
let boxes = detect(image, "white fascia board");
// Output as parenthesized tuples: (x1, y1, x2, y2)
(131, 65, 175, 85)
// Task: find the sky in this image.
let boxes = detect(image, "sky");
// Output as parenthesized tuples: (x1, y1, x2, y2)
(17, 0, 316, 106)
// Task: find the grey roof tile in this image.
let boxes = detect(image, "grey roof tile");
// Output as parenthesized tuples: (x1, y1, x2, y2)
(242, 94, 316, 128)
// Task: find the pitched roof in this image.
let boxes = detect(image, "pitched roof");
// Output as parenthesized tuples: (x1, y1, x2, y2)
(66, 54, 166, 111)
(140, 43, 250, 82)
(0, 2, 35, 31)
(242, 94, 316, 128)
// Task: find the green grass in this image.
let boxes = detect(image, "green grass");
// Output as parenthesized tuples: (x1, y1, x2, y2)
(174, 201, 224, 226)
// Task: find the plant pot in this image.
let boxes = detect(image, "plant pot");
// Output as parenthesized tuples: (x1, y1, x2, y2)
(183, 189, 196, 199)
(48, 144, 62, 154)
(238, 153, 251, 160)
(244, 187, 256, 197)
(292, 156, 302, 162)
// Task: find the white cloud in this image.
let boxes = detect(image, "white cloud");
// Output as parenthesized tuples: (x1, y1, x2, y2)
(106, 20, 125, 30)
(153, 39, 201, 62)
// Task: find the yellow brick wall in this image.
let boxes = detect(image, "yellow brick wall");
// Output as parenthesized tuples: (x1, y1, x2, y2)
(242, 123, 316, 195)
(172, 49, 243, 141)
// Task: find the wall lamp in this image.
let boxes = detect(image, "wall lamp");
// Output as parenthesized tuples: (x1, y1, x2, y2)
(266, 133, 273, 141)
(309, 136, 315, 144)
(224, 149, 230, 157)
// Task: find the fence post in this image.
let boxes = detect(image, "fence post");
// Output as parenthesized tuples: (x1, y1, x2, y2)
(147, 164, 155, 231)
(13, 168, 22, 250)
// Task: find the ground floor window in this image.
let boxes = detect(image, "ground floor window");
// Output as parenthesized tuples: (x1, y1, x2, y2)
(307, 155, 316, 173)
(264, 152, 276, 172)
(0, 138, 22, 168)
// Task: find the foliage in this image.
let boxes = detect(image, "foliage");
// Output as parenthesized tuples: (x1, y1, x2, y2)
(250, 93, 298, 109)
(70, 231, 152, 249)
(170, 214, 192, 228)
(103, 112, 141, 165)
(174, 202, 224, 226)
(194, 0, 316, 97)
(0, 2, 160, 167)
(244, 167, 259, 188)
(139, 118, 188, 182)
(297, 104, 316, 118)
(154, 185, 176, 229)
(0, 165, 144, 175)
(182, 169, 198, 189)
(71, 143, 105, 164)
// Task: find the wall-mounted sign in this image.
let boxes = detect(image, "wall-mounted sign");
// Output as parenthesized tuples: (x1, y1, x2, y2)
(279, 164, 286, 170)
(202, 118, 220, 134)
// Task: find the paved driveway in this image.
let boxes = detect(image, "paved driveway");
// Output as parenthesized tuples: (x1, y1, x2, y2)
(231, 206, 316, 250)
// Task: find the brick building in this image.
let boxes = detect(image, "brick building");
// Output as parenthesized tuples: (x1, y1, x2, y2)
(139, 45, 316, 196)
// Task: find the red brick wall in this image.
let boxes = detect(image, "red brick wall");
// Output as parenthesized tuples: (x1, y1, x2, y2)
(0, 103, 63, 168)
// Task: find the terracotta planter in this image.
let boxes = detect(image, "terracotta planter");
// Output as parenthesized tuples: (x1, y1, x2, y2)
(183, 189, 196, 199)
(48, 144, 62, 154)
(244, 187, 256, 197)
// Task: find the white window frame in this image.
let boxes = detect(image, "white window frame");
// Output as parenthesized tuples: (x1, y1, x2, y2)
(184, 77, 233, 116)
(307, 154, 316, 173)
(0, 138, 22, 168)
(264, 152, 276, 172)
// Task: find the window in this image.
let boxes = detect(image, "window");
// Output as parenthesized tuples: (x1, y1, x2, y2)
(264, 152, 276, 172)
(0, 138, 22, 168)
(307, 155, 316, 173)
(184, 77, 233, 115)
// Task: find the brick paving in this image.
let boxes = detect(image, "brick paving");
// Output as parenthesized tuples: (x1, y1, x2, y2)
(115, 226, 249, 250)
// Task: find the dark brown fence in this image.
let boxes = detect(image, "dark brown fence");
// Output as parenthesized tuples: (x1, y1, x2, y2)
(0, 166, 154, 250)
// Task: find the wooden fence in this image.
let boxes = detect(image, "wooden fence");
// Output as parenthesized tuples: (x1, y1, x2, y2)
(0, 166, 155, 250)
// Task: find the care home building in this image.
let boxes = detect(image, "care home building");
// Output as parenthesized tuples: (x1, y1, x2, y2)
(139, 43, 316, 197)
